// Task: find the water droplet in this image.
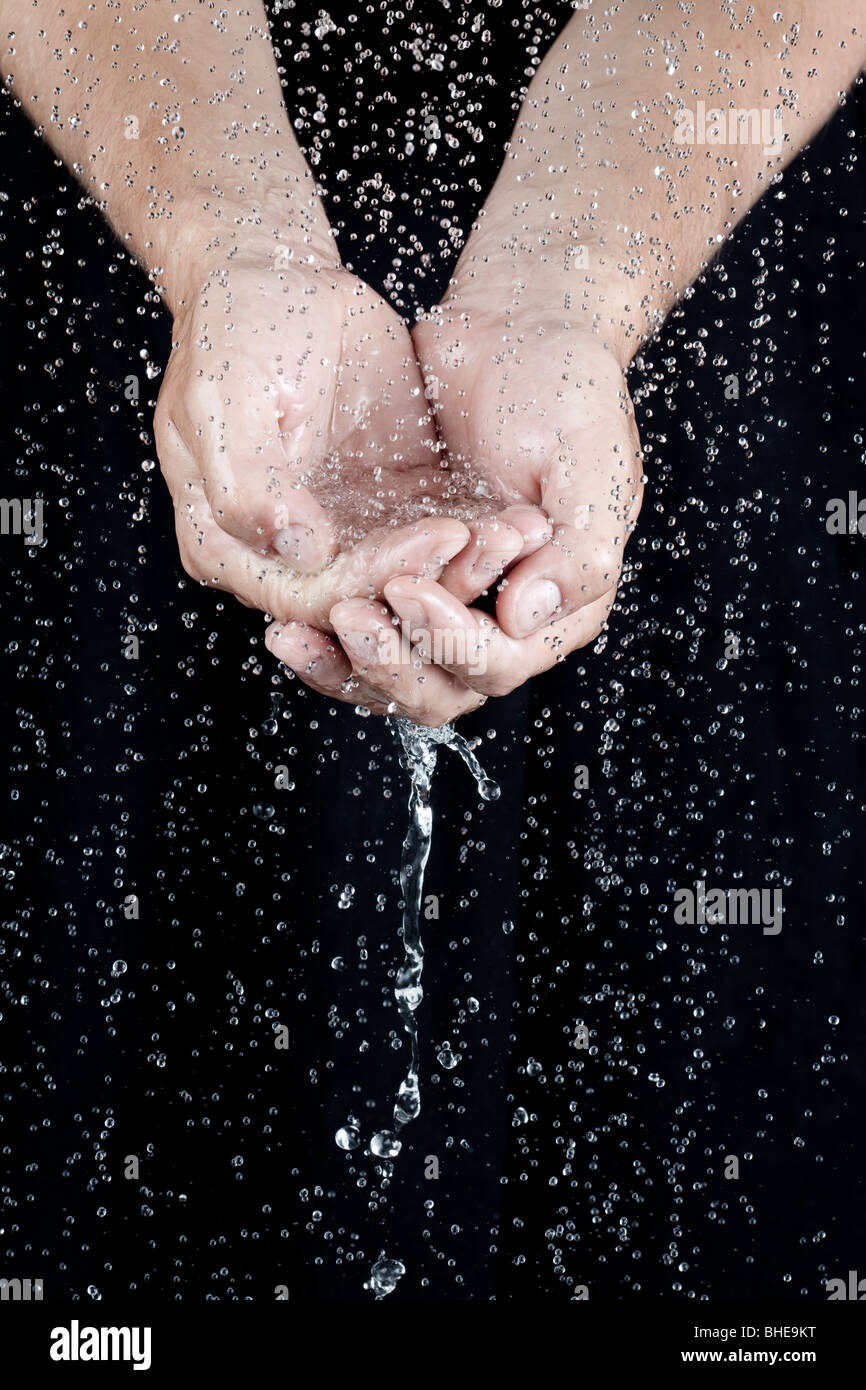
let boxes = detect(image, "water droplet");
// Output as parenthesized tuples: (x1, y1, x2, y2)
(371, 1130, 402, 1158)
(365, 1256, 406, 1299)
(436, 1042, 460, 1070)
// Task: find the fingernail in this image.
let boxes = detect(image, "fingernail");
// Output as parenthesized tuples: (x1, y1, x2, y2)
(274, 524, 322, 570)
(265, 626, 292, 661)
(513, 579, 562, 637)
(386, 592, 427, 633)
(336, 626, 375, 664)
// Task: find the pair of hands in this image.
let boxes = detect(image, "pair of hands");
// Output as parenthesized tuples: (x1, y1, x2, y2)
(154, 233, 644, 726)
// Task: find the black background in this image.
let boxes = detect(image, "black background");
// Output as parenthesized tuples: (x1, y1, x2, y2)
(0, 0, 864, 1303)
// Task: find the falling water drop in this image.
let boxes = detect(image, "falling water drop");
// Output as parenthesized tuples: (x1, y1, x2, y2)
(370, 1130, 402, 1158)
(364, 1256, 406, 1299)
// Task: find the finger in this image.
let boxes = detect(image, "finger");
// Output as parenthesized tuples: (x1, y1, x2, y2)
(162, 426, 472, 626)
(495, 411, 642, 639)
(164, 391, 339, 572)
(384, 575, 616, 698)
(180, 477, 470, 628)
(159, 261, 346, 571)
(436, 506, 551, 604)
(330, 599, 487, 727)
(264, 620, 392, 714)
(497, 504, 557, 561)
(328, 286, 441, 473)
(159, 415, 335, 592)
(308, 518, 470, 630)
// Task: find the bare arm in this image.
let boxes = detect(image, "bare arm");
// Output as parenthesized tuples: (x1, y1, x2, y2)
(0, 0, 332, 312)
(0, 0, 520, 728)
(396, 2, 866, 703)
(451, 0, 866, 361)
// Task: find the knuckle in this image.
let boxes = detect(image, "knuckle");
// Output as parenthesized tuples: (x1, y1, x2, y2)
(205, 486, 242, 532)
(581, 551, 621, 598)
(483, 669, 520, 699)
(153, 396, 172, 442)
(401, 690, 438, 725)
(462, 692, 489, 717)
(257, 569, 298, 623)
(178, 551, 200, 583)
(174, 531, 202, 583)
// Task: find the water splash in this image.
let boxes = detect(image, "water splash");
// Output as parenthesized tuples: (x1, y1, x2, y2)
(386, 717, 499, 1137)
(363, 716, 499, 1296)
(261, 689, 283, 737)
(364, 1256, 406, 1300)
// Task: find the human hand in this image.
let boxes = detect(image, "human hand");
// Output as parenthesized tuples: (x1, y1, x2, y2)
(156, 241, 463, 577)
(155, 241, 551, 722)
(263, 276, 640, 725)
(404, 236, 644, 704)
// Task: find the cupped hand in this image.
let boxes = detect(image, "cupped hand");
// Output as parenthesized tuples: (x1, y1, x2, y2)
(406, 265, 644, 703)
(261, 498, 548, 725)
(156, 245, 457, 579)
(154, 243, 550, 723)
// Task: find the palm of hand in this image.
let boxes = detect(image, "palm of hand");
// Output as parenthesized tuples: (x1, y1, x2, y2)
(413, 309, 644, 638)
(155, 257, 502, 638)
(159, 259, 478, 549)
(156, 256, 642, 722)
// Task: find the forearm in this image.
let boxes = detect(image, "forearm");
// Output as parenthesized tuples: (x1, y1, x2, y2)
(0, 0, 333, 311)
(456, 1, 865, 361)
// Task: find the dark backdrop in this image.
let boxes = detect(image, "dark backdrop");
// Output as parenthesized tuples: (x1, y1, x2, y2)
(0, 1, 864, 1302)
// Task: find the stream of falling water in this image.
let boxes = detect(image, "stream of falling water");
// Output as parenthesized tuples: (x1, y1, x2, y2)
(361, 716, 500, 1299)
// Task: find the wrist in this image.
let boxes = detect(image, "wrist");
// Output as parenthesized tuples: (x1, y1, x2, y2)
(158, 170, 337, 315)
(447, 205, 644, 369)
